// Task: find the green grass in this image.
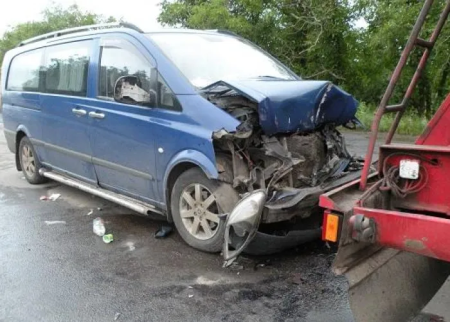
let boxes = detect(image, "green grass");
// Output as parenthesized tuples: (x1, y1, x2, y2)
(356, 102, 429, 136)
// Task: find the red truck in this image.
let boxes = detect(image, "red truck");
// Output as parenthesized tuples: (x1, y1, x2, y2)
(321, 1, 450, 321)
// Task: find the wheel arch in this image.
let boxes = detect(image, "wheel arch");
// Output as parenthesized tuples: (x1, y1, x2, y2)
(163, 150, 219, 222)
(15, 130, 28, 171)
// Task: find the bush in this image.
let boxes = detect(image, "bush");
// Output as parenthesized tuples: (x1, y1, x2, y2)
(356, 102, 428, 136)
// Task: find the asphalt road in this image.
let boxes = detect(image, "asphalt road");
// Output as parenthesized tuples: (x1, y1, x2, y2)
(0, 118, 358, 322)
(0, 116, 423, 322)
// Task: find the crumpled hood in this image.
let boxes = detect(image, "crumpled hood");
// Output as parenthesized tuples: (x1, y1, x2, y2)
(202, 79, 358, 135)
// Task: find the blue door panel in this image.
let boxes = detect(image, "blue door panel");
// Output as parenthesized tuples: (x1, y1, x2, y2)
(2, 92, 45, 160)
(88, 101, 158, 203)
(154, 122, 218, 204)
(40, 95, 97, 183)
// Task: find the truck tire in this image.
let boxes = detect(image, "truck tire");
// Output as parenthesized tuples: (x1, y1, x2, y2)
(170, 167, 239, 253)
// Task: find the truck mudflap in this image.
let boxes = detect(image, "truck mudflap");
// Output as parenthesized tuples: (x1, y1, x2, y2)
(347, 249, 449, 322)
(320, 176, 450, 322)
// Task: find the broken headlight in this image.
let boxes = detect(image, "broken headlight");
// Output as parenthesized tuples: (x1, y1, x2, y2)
(223, 190, 266, 266)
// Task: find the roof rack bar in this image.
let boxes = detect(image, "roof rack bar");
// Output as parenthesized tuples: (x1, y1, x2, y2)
(17, 22, 143, 47)
(205, 29, 239, 37)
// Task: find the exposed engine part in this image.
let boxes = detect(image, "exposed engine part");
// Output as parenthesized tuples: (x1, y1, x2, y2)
(209, 91, 258, 138)
(210, 91, 363, 220)
(285, 132, 326, 186)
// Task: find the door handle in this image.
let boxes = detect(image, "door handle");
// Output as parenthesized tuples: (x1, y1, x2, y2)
(72, 108, 87, 116)
(89, 111, 105, 119)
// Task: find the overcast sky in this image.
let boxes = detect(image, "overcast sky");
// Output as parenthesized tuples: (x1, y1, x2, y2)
(0, 1, 368, 38)
(0, 0, 162, 37)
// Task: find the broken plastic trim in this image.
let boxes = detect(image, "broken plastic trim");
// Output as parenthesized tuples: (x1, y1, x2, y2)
(223, 189, 267, 267)
(212, 128, 252, 139)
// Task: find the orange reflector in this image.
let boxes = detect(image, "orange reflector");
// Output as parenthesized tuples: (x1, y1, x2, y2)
(325, 213, 339, 242)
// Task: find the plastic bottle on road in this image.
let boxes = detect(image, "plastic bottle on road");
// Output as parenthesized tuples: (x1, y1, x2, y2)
(93, 217, 106, 237)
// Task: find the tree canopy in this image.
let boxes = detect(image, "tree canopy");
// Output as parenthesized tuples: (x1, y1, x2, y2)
(1, 2, 449, 117)
(0, 5, 115, 65)
(159, 0, 450, 117)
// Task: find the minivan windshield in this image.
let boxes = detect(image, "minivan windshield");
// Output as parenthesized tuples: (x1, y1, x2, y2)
(147, 32, 297, 88)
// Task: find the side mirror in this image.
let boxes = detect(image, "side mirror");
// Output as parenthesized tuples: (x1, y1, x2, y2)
(114, 75, 156, 106)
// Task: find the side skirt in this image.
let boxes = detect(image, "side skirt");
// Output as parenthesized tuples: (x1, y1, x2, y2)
(39, 169, 164, 216)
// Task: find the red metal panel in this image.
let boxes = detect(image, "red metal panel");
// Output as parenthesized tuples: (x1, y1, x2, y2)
(319, 173, 378, 212)
(354, 206, 450, 262)
(319, 194, 336, 212)
(377, 144, 450, 216)
(416, 93, 450, 145)
(360, 1, 450, 190)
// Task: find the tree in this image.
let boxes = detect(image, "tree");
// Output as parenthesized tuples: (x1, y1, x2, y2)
(159, 0, 450, 117)
(343, 0, 450, 117)
(159, 0, 358, 87)
(0, 5, 115, 66)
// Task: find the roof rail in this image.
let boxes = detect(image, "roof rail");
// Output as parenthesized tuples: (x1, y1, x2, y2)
(17, 22, 144, 47)
(205, 29, 239, 37)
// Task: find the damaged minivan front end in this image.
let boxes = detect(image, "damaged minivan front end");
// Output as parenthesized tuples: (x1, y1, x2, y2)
(147, 31, 362, 261)
(202, 80, 362, 264)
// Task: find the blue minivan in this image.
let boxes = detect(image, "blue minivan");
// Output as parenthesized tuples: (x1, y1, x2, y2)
(1, 22, 361, 263)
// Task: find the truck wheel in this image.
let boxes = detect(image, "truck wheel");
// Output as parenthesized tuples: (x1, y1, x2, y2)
(18, 136, 47, 184)
(171, 167, 239, 253)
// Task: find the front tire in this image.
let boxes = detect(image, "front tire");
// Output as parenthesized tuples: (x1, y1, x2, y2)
(170, 167, 239, 252)
(18, 136, 47, 184)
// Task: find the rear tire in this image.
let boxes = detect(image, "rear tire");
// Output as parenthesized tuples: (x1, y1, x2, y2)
(18, 136, 47, 184)
(170, 167, 239, 253)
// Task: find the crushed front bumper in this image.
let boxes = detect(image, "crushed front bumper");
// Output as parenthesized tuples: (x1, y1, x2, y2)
(223, 170, 364, 264)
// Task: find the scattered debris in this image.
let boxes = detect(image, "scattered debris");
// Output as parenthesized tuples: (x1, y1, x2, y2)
(125, 241, 135, 251)
(227, 262, 244, 271)
(40, 193, 61, 201)
(49, 193, 61, 201)
(253, 259, 272, 271)
(114, 312, 121, 321)
(154, 225, 173, 239)
(103, 234, 114, 244)
(291, 273, 306, 285)
(86, 209, 94, 216)
(93, 217, 106, 237)
(44, 220, 66, 225)
(195, 276, 221, 286)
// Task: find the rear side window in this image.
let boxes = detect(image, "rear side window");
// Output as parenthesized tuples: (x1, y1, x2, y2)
(44, 41, 91, 96)
(7, 49, 44, 92)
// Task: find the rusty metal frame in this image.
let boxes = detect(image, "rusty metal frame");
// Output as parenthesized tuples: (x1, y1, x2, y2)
(360, 0, 450, 190)
(353, 206, 450, 261)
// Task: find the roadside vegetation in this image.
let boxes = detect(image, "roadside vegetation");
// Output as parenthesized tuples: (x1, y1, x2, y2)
(1, 1, 447, 134)
(356, 103, 428, 136)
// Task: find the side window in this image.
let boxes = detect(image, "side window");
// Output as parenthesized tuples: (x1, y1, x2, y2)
(99, 46, 154, 104)
(157, 73, 181, 111)
(44, 41, 90, 96)
(7, 49, 44, 92)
